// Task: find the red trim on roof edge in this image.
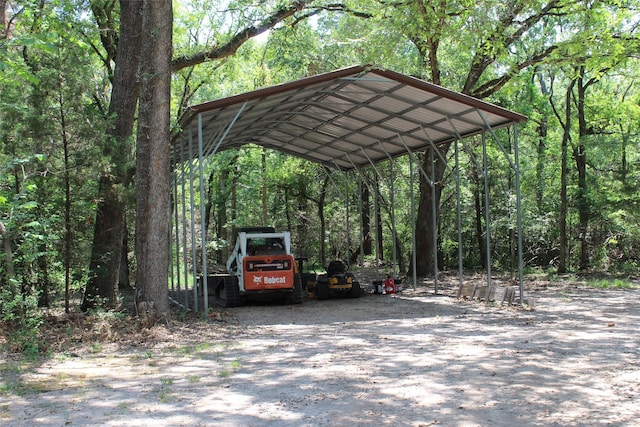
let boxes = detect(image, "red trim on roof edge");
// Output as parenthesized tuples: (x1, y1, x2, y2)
(184, 65, 526, 123)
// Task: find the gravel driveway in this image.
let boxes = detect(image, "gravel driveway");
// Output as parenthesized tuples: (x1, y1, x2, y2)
(2, 283, 639, 426)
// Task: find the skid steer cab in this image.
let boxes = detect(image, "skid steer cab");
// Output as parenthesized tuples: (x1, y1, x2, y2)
(208, 227, 304, 307)
(314, 260, 361, 300)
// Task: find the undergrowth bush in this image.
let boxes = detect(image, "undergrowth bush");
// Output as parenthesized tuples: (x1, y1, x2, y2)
(1, 288, 43, 358)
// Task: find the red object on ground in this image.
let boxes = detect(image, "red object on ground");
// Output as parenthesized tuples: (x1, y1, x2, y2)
(384, 277, 396, 294)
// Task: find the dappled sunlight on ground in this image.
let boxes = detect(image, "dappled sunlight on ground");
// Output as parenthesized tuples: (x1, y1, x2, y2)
(1, 281, 639, 426)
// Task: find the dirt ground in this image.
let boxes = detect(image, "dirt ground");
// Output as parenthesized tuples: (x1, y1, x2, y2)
(1, 278, 639, 427)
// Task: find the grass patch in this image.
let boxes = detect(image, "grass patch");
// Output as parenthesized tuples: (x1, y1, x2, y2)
(168, 342, 213, 357)
(195, 342, 211, 352)
(218, 358, 242, 378)
(0, 361, 34, 396)
(87, 342, 103, 353)
(157, 377, 175, 402)
(586, 278, 639, 289)
(0, 404, 10, 418)
(158, 389, 174, 403)
(0, 378, 63, 395)
(0, 381, 20, 396)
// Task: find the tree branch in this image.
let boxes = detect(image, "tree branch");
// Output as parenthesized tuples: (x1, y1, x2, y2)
(462, 0, 568, 94)
(472, 45, 558, 98)
(172, 1, 308, 72)
(172, 1, 372, 72)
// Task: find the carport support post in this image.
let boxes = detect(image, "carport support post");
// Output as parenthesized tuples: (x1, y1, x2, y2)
(425, 136, 450, 296)
(477, 111, 525, 303)
(455, 138, 464, 291)
(374, 142, 401, 280)
(430, 145, 439, 294)
(394, 135, 426, 291)
(374, 173, 380, 276)
(171, 149, 180, 297)
(180, 145, 189, 309)
(188, 129, 199, 312)
(197, 113, 209, 315)
(168, 172, 174, 296)
(482, 131, 494, 298)
(356, 150, 384, 278)
(169, 194, 174, 295)
(395, 134, 437, 292)
(332, 161, 351, 261)
(441, 121, 472, 295)
(358, 173, 365, 267)
(362, 149, 396, 277)
(345, 170, 351, 265)
(410, 154, 417, 290)
(390, 160, 398, 278)
(514, 123, 525, 302)
(344, 156, 368, 270)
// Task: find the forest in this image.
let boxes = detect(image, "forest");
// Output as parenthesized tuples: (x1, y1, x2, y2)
(1, 0, 639, 353)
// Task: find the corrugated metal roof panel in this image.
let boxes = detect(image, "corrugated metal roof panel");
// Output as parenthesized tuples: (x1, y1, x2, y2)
(172, 65, 526, 170)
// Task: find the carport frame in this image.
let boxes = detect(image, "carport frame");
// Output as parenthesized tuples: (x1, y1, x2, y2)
(169, 65, 527, 313)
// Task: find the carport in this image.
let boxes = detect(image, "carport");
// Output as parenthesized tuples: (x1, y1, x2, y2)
(170, 65, 527, 313)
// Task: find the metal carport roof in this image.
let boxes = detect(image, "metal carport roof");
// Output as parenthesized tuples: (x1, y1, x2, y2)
(171, 65, 527, 170)
(170, 65, 529, 313)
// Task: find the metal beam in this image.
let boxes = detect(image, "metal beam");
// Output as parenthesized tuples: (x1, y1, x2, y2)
(197, 113, 209, 315)
(180, 143, 189, 309)
(513, 123, 525, 302)
(455, 138, 464, 291)
(409, 153, 417, 290)
(188, 129, 199, 312)
(430, 144, 439, 294)
(482, 131, 493, 298)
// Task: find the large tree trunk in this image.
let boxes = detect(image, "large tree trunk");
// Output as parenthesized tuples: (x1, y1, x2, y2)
(83, 178, 127, 310)
(361, 178, 372, 256)
(620, 124, 629, 183)
(134, 0, 173, 322)
(205, 169, 215, 236)
(0, 221, 15, 282)
(473, 178, 486, 269)
(557, 80, 576, 274)
(293, 180, 308, 259)
(574, 141, 588, 271)
(534, 68, 550, 216)
(216, 168, 227, 263)
(375, 176, 383, 261)
(0, 0, 8, 39)
(261, 149, 268, 224)
(575, 69, 590, 271)
(82, 0, 143, 311)
(414, 144, 450, 276)
(536, 118, 548, 214)
(217, 155, 238, 263)
(349, 178, 373, 263)
(318, 175, 329, 266)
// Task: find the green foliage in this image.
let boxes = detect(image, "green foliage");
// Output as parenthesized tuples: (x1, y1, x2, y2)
(1, 0, 110, 352)
(0, 290, 43, 357)
(586, 278, 639, 289)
